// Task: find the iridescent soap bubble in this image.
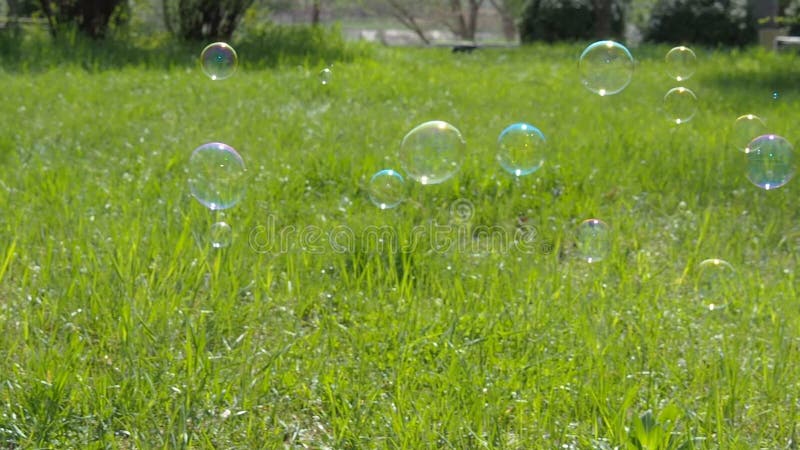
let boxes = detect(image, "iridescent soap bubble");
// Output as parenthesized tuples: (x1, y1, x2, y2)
(578, 40, 634, 96)
(497, 123, 546, 176)
(200, 42, 238, 80)
(665, 46, 696, 81)
(210, 221, 233, 248)
(731, 114, 767, 153)
(746, 134, 796, 190)
(400, 120, 465, 185)
(319, 67, 332, 85)
(576, 219, 610, 263)
(695, 258, 735, 311)
(188, 142, 247, 210)
(663, 87, 697, 124)
(368, 169, 406, 209)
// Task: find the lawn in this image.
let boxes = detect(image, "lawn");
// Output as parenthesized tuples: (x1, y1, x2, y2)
(1, 37, 800, 448)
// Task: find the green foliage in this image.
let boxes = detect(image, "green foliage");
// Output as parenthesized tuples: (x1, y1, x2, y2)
(645, 0, 756, 46)
(6, 0, 40, 16)
(519, 0, 625, 43)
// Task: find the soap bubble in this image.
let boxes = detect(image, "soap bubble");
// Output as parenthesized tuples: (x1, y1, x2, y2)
(200, 42, 238, 80)
(450, 198, 474, 223)
(400, 120, 465, 185)
(663, 87, 697, 124)
(319, 67, 332, 85)
(210, 221, 233, 248)
(732, 114, 767, 153)
(746, 134, 796, 190)
(665, 46, 696, 81)
(368, 169, 406, 209)
(188, 142, 247, 210)
(578, 40, 634, 96)
(695, 259, 735, 311)
(497, 123, 546, 176)
(576, 219, 610, 263)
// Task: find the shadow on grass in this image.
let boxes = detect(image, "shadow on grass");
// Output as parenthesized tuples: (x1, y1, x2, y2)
(0, 24, 371, 73)
(696, 47, 800, 97)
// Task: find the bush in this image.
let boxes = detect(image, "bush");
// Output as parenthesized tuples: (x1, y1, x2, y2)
(40, 0, 129, 39)
(519, 0, 625, 43)
(234, 23, 368, 67)
(645, 0, 756, 46)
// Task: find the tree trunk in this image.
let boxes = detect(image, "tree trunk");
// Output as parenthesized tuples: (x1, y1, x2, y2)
(386, 0, 430, 45)
(489, 0, 517, 42)
(466, 0, 482, 41)
(311, 0, 320, 25)
(753, 0, 778, 27)
(500, 12, 515, 41)
(448, 0, 468, 39)
(593, 0, 612, 38)
(38, 0, 57, 37)
(7, 0, 20, 29)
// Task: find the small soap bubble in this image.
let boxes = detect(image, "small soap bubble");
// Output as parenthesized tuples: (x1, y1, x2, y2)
(368, 169, 406, 209)
(695, 259, 735, 311)
(663, 87, 697, 124)
(746, 134, 796, 190)
(576, 219, 610, 263)
(188, 142, 247, 210)
(665, 46, 696, 81)
(210, 221, 232, 248)
(578, 40, 634, 96)
(731, 114, 767, 153)
(319, 67, 332, 85)
(449, 198, 474, 223)
(399, 120, 465, 185)
(200, 42, 238, 80)
(497, 123, 546, 177)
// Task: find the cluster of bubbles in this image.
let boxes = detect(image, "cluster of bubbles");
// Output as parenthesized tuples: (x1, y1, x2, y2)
(729, 114, 796, 190)
(188, 141, 246, 248)
(190, 43, 246, 248)
(663, 46, 697, 124)
(368, 119, 550, 206)
(186, 39, 797, 282)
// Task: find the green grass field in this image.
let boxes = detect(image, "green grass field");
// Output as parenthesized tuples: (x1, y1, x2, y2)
(2, 37, 800, 448)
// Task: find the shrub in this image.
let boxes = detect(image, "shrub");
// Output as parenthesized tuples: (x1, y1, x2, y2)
(234, 23, 368, 67)
(519, 0, 625, 43)
(645, 0, 756, 46)
(38, 0, 129, 39)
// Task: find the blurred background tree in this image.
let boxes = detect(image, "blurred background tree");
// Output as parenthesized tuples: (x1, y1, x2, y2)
(162, 0, 255, 41)
(37, 0, 129, 38)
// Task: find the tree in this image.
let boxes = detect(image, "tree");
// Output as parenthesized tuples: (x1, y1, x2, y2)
(163, 0, 256, 41)
(442, 0, 484, 41)
(373, 0, 485, 43)
(311, 0, 321, 24)
(593, 0, 613, 37)
(488, 0, 525, 41)
(38, 0, 128, 38)
(7, 0, 40, 17)
(385, 0, 431, 43)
